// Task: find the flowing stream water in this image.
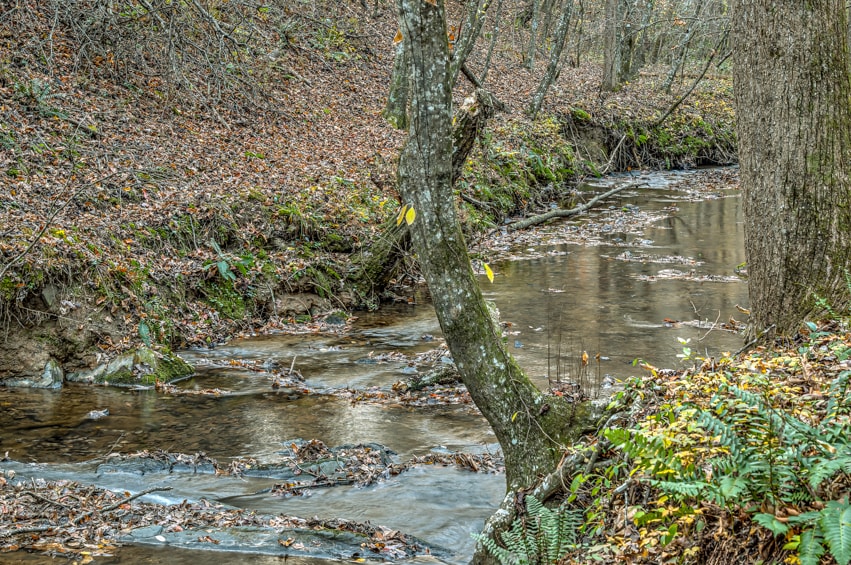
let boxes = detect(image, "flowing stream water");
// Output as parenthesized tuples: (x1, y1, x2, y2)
(0, 169, 748, 564)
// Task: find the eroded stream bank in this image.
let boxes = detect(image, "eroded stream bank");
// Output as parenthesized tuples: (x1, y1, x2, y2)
(0, 168, 747, 563)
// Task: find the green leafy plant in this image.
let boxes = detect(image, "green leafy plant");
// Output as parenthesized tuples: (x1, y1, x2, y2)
(203, 239, 254, 282)
(474, 495, 583, 565)
(14, 78, 66, 118)
(607, 369, 851, 565)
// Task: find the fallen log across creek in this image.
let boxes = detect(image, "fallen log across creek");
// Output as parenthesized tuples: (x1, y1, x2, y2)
(505, 182, 645, 232)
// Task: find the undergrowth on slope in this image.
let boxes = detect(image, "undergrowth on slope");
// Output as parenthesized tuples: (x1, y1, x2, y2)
(485, 315, 851, 565)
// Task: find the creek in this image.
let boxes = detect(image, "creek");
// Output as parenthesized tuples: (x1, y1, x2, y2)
(0, 169, 747, 564)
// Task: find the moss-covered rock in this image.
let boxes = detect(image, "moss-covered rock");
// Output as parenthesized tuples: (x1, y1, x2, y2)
(67, 346, 193, 386)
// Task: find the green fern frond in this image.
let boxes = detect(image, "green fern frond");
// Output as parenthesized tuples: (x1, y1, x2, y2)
(473, 495, 580, 565)
(820, 500, 851, 565)
(798, 527, 826, 565)
(647, 479, 707, 498)
(826, 371, 851, 420)
(697, 410, 748, 464)
(808, 455, 851, 491)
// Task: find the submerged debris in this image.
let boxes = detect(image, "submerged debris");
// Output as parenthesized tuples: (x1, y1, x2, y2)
(270, 440, 503, 496)
(0, 473, 430, 560)
(634, 268, 741, 282)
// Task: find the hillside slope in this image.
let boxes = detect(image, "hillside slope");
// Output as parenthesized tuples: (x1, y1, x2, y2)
(0, 0, 735, 382)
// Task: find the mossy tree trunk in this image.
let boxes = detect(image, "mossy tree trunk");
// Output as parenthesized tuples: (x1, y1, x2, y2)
(732, 0, 851, 339)
(452, 88, 503, 184)
(347, 216, 410, 307)
(396, 0, 573, 494)
(384, 0, 410, 129)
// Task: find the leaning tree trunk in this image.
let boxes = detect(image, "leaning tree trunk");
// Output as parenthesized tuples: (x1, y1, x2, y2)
(396, 0, 574, 492)
(661, 0, 705, 93)
(450, 0, 491, 87)
(527, 0, 573, 118)
(732, 0, 851, 340)
(453, 89, 504, 183)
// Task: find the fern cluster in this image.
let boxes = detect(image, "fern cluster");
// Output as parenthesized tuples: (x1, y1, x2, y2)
(607, 370, 851, 565)
(475, 495, 584, 565)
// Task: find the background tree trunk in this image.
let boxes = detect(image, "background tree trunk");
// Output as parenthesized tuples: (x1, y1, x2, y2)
(450, 0, 490, 86)
(525, 0, 540, 69)
(384, 0, 410, 129)
(396, 0, 574, 491)
(602, 0, 625, 90)
(527, 0, 573, 117)
(732, 0, 851, 339)
(480, 0, 505, 81)
(662, 0, 705, 92)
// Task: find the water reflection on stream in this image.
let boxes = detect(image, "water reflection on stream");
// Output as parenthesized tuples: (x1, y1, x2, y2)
(0, 169, 747, 564)
(496, 173, 747, 386)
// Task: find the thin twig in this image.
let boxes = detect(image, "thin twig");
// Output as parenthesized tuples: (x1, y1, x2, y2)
(735, 324, 776, 356)
(0, 525, 52, 536)
(0, 171, 121, 280)
(21, 491, 71, 510)
(70, 486, 173, 526)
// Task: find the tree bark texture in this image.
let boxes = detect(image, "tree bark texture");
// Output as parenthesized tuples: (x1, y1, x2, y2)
(396, 0, 573, 491)
(452, 88, 503, 184)
(732, 0, 851, 339)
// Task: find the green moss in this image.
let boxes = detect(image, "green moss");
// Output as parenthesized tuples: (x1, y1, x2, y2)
(457, 114, 580, 228)
(96, 346, 193, 386)
(306, 263, 342, 298)
(322, 232, 351, 252)
(0, 277, 17, 301)
(201, 280, 246, 320)
(570, 107, 591, 121)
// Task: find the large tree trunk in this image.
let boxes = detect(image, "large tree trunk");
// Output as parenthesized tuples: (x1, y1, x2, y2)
(396, 0, 574, 491)
(732, 0, 851, 340)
